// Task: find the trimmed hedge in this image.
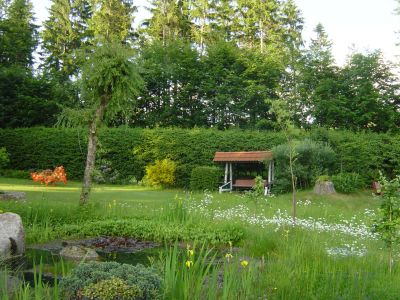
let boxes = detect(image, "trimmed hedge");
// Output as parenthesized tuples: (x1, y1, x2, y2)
(190, 166, 222, 191)
(1, 127, 399, 188)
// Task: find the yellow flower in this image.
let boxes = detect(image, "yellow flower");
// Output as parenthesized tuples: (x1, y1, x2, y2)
(113, 199, 117, 206)
(187, 249, 194, 257)
(185, 260, 193, 268)
(108, 203, 112, 209)
(228, 241, 232, 248)
(240, 260, 249, 268)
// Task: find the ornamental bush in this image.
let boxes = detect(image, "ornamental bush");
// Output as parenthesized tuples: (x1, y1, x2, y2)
(60, 262, 162, 300)
(331, 172, 364, 193)
(190, 166, 222, 191)
(81, 277, 142, 300)
(143, 159, 176, 187)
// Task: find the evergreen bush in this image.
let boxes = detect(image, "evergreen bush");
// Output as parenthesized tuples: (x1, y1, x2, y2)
(60, 262, 162, 300)
(331, 173, 364, 193)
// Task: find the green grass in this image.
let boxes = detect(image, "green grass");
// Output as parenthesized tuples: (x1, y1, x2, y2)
(0, 178, 399, 299)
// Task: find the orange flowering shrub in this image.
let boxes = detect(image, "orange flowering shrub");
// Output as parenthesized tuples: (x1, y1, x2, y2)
(31, 166, 67, 186)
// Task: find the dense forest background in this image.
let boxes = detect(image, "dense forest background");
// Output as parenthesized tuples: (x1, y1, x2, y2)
(0, 0, 399, 132)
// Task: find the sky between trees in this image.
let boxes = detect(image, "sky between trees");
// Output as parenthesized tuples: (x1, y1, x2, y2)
(31, 0, 400, 65)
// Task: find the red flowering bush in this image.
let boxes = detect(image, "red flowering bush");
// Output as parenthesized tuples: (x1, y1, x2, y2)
(31, 166, 67, 186)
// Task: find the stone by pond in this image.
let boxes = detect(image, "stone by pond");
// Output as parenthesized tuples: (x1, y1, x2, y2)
(0, 212, 25, 259)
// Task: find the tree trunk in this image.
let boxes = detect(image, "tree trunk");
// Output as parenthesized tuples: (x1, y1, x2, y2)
(80, 96, 108, 205)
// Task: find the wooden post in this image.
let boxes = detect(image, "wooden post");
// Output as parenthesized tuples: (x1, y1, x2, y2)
(268, 161, 272, 183)
(224, 163, 228, 183)
(229, 163, 233, 190)
(272, 161, 275, 181)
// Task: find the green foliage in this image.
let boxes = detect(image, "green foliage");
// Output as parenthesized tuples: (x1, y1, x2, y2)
(60, 262, 162, 300)
(0, 169, 30, 179)
(57, 219, 244, 245)
(81, 277, 142, 300)
(0, 147, 9, 170)
(373, 174, 400, 272)
(144, 159, 177, 187)
(331, 173, 364, 193)
(316, 175, 331, 183)
(0, 66, 63, 128)
(244, 176, 267, 205)
(190, 166, 221, 191)
(373, 174, 400, 249)
(273, 139, 336, 193)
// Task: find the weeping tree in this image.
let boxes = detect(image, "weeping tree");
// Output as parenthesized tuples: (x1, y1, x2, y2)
(79, 43, 141, 204)
(58, 43, 142, 204)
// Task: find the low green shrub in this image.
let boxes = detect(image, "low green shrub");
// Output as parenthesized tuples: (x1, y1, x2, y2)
(0, 169, 31, 179)
(0, 147, 9, 170)
(60, 262, 162, 300)
(331, 172, 364, 193)
(143, 159, 176, 187)
(81, 277, 142, 300)
(190, 166, 221, 191)
(55, 219, 244, 245)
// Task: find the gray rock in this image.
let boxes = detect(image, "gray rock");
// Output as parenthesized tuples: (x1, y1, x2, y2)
(60, 245, 99, 261)
(0, 213, 25, 259)
(0, 192, 26, 201)
(314, 181, 336, 195)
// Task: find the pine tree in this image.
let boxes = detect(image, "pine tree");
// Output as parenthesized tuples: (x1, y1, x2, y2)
(144, 0, 192, 43)
(41, 0, 78, 79)
(0, 0, 37, 68)
(89, 0, 136, 44)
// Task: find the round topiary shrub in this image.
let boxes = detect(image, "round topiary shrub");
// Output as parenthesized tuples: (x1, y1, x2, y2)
(60, 262, 162, 300)
(190, 166, 222, 191)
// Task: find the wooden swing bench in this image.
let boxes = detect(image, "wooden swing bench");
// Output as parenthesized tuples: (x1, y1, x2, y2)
(233, 179, 257, 188)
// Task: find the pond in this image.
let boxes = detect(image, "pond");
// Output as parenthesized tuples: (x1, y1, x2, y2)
(10, 237, 163, 285)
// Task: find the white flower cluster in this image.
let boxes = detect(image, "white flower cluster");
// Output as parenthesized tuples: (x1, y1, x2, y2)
(187, 194, 378, 241)
(297, 199, 312, 206)
(326, 241, 367, 257)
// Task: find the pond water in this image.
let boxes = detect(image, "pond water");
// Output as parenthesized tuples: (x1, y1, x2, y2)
(10, 237, 164, 286)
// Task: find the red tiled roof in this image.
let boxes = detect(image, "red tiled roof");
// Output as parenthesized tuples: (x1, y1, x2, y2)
(213, 151, 273, 162)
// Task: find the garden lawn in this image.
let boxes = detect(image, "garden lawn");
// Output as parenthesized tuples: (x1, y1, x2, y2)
(1, 177, 399, 299)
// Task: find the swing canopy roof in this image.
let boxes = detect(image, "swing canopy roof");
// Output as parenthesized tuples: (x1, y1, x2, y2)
(213, 151, 273, 163)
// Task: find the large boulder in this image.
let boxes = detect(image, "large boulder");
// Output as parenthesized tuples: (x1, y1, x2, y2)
(0, 213, 25, 259)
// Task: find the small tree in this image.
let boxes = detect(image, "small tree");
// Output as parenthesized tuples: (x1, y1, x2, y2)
(270, 98, 299, 222)
(373, 174, 400, 273)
